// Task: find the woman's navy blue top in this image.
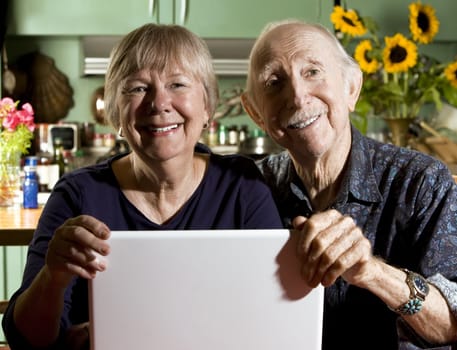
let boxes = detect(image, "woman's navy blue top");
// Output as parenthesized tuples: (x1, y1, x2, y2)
(3, 148, 283, 349)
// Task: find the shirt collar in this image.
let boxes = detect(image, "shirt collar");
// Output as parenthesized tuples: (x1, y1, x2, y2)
(288, 126, 383, 207)
(343, 126, 383, 204)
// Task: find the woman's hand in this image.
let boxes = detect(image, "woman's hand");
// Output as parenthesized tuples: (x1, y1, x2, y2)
(45, 215, 111, 287)
(293, 209, 375, 288)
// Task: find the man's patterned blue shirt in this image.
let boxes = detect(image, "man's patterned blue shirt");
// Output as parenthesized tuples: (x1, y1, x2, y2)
(257, 127, 457, 349)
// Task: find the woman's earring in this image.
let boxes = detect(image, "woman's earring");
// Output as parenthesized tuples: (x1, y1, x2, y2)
(118, 127, 124, 137)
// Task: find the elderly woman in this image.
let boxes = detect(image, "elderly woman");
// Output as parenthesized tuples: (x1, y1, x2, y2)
(241, 20, 457, 349)
(2, 24, 282, 350)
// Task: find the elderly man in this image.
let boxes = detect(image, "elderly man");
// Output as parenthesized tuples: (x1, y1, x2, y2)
(242, 20, 457, 349)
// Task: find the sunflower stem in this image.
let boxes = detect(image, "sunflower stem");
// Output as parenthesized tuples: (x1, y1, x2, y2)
(401, 71, 407, 118)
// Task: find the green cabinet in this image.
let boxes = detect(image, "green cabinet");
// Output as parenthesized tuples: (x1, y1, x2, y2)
(174, 0, 333, 38)
(7, 0, 160, 35)
(8, 0, 457, 39)
(7, 0, 333, 37)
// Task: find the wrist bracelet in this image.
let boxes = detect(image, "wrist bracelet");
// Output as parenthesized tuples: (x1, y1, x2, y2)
(390, 268, 429, 316)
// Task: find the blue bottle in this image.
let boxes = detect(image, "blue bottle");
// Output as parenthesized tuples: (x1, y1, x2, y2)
(23, 165, 39, 209)
(24, 156, 38, 168)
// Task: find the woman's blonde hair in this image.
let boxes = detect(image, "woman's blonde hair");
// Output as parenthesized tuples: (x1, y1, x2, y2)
(104, 23, 219, 129)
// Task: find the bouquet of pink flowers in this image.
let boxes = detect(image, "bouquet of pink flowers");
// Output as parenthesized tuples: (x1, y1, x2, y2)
(0, 97, 36, 158)
(0, 97, 36, 206)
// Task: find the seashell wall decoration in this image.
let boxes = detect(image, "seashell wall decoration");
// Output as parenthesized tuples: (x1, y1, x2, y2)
(10, 51, 74, 123)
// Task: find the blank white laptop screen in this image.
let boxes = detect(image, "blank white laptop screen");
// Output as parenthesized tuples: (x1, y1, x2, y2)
(89, 229, 324, 350)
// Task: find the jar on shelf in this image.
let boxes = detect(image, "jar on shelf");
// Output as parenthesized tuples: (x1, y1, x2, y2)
(227, 125, 239, 145)
(93, 133, 103, 147)
(103, 133, 116, 148)
(238, 125, 249, 144)
(206, 120, 218, 147)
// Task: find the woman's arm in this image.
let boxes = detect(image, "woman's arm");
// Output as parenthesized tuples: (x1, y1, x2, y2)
(12, 215, 110, 348)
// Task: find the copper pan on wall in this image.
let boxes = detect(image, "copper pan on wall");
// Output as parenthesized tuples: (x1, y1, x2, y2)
(90, 86, 107, 125)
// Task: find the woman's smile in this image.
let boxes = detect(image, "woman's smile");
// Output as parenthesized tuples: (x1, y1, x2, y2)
(140, 123, 183, 135)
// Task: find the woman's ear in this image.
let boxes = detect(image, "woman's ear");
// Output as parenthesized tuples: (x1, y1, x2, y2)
(241, 92, 265, 130)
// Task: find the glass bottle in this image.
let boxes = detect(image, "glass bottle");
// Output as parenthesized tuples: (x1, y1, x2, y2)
(53, 138, 66, 178)
(218, 124, 227, 145)
(47, 138, 65, 191)
(35, 141, 53, 193)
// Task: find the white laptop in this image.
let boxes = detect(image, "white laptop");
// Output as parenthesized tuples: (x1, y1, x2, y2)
(88, 229, 324, 350)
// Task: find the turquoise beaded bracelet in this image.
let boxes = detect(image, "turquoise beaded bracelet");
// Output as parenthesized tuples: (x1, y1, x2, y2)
(395, 297, 423, 315)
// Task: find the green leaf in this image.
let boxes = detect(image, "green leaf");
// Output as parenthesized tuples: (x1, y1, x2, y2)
(442, 84, 457, 107)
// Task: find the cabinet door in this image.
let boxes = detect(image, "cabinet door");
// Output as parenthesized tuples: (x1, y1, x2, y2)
(176, 0, 333, 38)
(8, 0, 159, 35)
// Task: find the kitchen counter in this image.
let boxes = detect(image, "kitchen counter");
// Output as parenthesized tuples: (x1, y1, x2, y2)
(0, 176, 456, 246)
(0, 206, 43, 246)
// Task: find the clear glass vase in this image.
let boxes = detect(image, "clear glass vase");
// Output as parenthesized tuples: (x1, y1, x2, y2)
(0, 150, 21, 207)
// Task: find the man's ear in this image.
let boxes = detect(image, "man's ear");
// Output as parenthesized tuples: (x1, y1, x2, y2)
(347, 70, 363, 112)
(241, 92, 265, 130)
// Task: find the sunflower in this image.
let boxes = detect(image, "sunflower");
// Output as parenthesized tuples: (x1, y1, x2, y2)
(409, 2, 439, 44)
(444, 61, 457, 88)
(383, 34, 418, 74)
(354, 40, 379, 74)
(330, 6, 367, 37)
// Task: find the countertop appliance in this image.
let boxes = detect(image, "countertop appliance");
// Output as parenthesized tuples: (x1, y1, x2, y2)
(48, 123, 79, 153)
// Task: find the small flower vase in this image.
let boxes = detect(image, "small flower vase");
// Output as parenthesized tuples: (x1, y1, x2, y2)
(383, 117, 416, 148)
(0, 150, 22, 207)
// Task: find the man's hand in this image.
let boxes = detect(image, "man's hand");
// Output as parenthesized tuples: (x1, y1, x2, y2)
(293, 209, 374, 288)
